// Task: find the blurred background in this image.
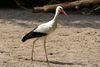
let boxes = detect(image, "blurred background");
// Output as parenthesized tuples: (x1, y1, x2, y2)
(0, 0, 99, 14)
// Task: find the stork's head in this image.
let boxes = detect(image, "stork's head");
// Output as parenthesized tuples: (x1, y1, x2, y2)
(56, 6, 68, 16)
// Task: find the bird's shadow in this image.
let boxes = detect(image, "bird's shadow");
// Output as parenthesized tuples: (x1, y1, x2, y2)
(32, 59, 86, 66)
(17, 57, 86, 66)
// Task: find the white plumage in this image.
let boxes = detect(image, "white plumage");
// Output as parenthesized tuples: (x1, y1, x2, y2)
(34, 20, 56, 34)
(21, 6, 68, 65)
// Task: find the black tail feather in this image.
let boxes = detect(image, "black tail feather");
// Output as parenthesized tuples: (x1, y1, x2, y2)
(22, 31, 33, 42)
(21, 31, 47, 42)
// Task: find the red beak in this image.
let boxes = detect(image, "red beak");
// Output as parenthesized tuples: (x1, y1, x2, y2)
(60, 9, 68, 16)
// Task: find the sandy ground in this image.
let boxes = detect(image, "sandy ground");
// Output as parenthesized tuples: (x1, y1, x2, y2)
(0, 9, 100, 67)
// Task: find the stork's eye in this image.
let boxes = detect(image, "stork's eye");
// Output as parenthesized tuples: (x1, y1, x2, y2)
(59, 8, 62, 12)
(60, 8, 62, 10)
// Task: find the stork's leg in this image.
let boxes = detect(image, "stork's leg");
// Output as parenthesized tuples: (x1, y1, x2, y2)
(44, 37, 49, 63)
(31, 38, 38, 61)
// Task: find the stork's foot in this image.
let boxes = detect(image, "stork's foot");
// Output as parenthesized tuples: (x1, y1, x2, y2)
(31, 59, 34, 61)
(31, 57, 34, 61)
(46, 60, 51, 67)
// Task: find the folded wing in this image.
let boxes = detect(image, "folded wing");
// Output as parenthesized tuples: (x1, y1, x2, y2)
(22, 30, 47, 42)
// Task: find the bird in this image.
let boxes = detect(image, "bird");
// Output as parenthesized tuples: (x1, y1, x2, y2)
(21, 6, 68, 64)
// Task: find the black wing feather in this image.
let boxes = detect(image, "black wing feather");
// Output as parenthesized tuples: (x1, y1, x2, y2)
(21, 30, 47, 42)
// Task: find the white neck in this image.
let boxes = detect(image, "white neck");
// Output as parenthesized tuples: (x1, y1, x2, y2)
(53, 11, 59, 21)
(50, 10, 59, 27)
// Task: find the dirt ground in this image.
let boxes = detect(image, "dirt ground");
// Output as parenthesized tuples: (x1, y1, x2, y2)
(0, 9, 100, 67)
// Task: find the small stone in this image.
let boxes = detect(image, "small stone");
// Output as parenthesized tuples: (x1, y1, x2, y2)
(49, 53, 53, 55)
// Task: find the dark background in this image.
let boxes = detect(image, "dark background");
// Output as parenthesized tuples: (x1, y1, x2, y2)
(0, 0, 71, 8)
(0, 0, 18, 8)
(0, 0, 99, 14)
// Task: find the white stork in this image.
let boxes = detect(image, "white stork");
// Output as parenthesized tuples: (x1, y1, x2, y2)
(22, 6, 68, 63)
